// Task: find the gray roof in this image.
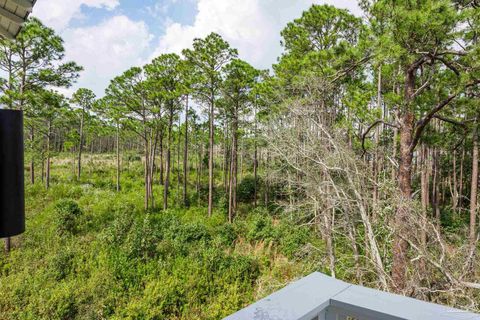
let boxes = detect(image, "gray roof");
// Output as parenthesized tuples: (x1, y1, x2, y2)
(0, 0, 35, 39)
(225, 272, 480, 320)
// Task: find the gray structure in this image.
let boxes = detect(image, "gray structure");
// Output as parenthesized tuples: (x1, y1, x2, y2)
(0, 0, 36, 39)
(225, 272, 480, 320)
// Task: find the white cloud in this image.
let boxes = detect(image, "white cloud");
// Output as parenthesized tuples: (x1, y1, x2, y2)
(33, 0, 120, 31)
(62, 15, 153, 96)
(33, 1, 151, 97)
(150, 0, 362, 69)
(31, 0, 362, 97)
(145, 2, 170, 17)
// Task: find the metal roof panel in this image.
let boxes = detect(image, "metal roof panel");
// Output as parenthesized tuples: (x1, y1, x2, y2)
(225, 272, 480, 320)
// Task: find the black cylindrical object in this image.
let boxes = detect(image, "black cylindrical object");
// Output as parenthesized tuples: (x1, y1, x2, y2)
(0, 109, 25, 238)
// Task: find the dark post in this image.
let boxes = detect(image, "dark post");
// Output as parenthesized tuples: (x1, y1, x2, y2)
(0, 110, 25, 251)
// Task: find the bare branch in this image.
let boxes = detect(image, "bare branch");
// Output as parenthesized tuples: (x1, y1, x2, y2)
(411, 80, 480, 151)
(329, 55, 372, 84)
(411, 93, 458, 152)
(361, 120, 399, 155)
(433, 114, 466, 128)
(434, 56, 461, 76)
(412, 79, 432, 99)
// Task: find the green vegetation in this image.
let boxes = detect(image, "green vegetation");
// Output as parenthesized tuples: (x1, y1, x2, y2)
(1, 0, 480, 318)
(0, 159, 321, 319)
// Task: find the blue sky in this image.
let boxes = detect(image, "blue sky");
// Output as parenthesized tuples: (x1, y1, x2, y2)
(67, 0, 197, 33)
(32, 0, 361, 97)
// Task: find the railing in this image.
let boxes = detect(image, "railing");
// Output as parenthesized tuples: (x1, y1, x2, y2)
(225, 272, 480, 320)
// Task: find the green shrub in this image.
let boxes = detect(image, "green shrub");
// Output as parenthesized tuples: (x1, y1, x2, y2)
(277, 222, 311, 259)
(215, 223, 238, 247)
(123, 152, 141, 163)
(101, 203, 139, 246)
(122, 276, 187, 319)
(124, 215, 162, 260)
(246, 213, 276, 243)
(53, 199, 83, 236)
(106, 250, 143, 291)
(91, 176, 115, 190)
(3, 155, 320, 320)
(168, 221, 211, 245)
(50, 249, 75, 281)
(207, 250, 260, 284)
(237, 175, 260, 203)
(47, 285, 78, 320)
(214, 189, 228, 213)
(441, 208, 468, 233)
(48, 184, 84, 200)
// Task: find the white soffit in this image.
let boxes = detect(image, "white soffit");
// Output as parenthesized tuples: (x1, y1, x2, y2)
(0, 0, 35, 39)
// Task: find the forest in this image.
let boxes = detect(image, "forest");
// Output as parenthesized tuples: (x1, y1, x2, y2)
(1, 0, 480, 319)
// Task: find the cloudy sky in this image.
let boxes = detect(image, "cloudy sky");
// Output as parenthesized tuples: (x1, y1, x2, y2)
(32, 0, 362, 97)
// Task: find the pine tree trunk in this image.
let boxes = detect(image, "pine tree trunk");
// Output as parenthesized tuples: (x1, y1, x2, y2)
(199, 143, 204, 197)
(159, 133, 164, 185)
(144, 136, 149, 210)
(195, 131, 200, 195)
(253, 140, 258, 208)
(459, 147, 465, 213)
(239, 141, 244, 180)
(149, 131, 157, 208)
(77, 107, 85, 180)
(373, 65, 382, 206)
(116, 122, 120, 192)
(452, 150, 458, 210)
(253, 101, 258, 207)
(41, 154, 45, 183)
(223, 123, 229, 194)
(177, 126, 181, 203)
(392, 126, 398, 181)
(183, 95, 189, 207)
(72, 151, 75, 177)
(420, 144, 429, 272)
(469, 120, 478, 256)
(264, 150, 269, 206)
(392, 68, 415, 292)
(208, 96, 215, 216)
(228, 110, 238, 223)
(46, 120, 52, 190)
(392, 136, 412, 289)
(164, 106, 174, 211)
(432, 147, 441, 226)
(30, 127, 35, 185)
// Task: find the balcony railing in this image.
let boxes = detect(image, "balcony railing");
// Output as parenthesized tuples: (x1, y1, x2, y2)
(225, 272, 480, 320)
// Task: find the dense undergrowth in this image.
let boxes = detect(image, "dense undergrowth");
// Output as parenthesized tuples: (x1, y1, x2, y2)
(0, 156, 325, 320)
